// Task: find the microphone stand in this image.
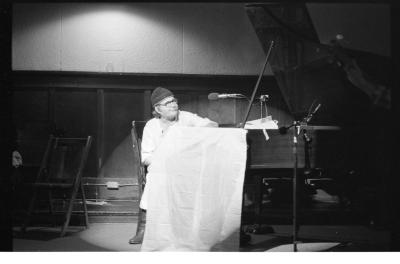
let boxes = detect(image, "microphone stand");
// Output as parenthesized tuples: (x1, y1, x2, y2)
(280, 104, 321, 252)
(292, 120, 300, 252)
(281, 120, 307, 252)
(238, 41, 274, 239)
(239, 41, 274, 128)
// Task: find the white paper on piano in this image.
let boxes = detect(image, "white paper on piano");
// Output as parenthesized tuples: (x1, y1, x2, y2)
(244, 118, 278, 142)
(244, 117, 278, 130)
(141, 126, 247, 251)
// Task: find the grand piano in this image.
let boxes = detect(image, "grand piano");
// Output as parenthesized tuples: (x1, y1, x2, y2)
(237, 3, 392, 225)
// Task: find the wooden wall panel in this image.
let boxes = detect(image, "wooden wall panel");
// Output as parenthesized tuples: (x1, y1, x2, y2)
(54, 90, 97, 137)
(53, 90, 98, 177)
(82, 177, 139, 201)
(13, 90, 48, 124)
(101, 90, 145, 178)
(103, 91, 144, 160)
(174, 91, 199, 115)
(12, 71, 290, 219)
(13, 90, 50, 166)
(197, 94, 210, 119)
(12, 72, 290, 175)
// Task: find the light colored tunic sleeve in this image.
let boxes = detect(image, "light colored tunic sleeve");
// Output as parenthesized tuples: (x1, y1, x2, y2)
(140, 111, 217, 165)
(180, 111, 218, 127)
(141, 121, 157, 165)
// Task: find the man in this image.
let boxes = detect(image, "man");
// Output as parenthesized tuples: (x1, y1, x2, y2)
(344, 58, 396, 249)
(129, 86, 218, 244)
(343, 59, 391, 110)
(1, 123, 23, 250)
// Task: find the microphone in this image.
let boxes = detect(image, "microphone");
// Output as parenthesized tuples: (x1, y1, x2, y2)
(208, 93, 245, 100)
(312, 103, 321, 114)
(278, 122, 296, 135)
(305, 103, 321, 123)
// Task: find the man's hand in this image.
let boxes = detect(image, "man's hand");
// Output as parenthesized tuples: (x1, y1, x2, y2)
(206, 121, 219, 128)
(143, 156, 153, 166)
(344, 59, 390, 109)
(343, 59, 374, 97)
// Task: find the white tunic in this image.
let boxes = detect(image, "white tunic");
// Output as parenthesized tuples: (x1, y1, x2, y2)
(140, 110, 216, 209)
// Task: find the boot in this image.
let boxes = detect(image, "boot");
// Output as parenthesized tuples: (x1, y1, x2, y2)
(129, 209, 146, 244)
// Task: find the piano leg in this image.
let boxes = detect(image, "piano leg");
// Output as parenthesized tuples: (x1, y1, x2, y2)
(244, 174, 274, 234)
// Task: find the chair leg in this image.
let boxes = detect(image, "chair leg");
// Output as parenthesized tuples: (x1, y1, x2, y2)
(129, 209, 146, 244)
(48, 190, 58, 227)
(48, 190, 54, 215)
(80, 183, 89, 228)
(21, 188, 38, 233)
(60, 189, 78, 237)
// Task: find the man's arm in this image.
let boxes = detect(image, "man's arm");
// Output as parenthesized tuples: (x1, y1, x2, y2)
(343, 59, 391, 109)
(186, 111, 218, 127)
(202, 119, 218, 128)
(140, 124, 156, 166)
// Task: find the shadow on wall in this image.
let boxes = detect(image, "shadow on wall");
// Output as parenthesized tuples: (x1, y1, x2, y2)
(98, 134, 137, 179)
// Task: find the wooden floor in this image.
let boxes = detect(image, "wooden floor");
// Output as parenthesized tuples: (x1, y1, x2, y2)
(13, 223, 141, 252)
(9, 180, 394, 252)
(11, 223, 391, 252)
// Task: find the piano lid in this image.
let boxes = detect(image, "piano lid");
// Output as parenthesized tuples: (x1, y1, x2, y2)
(245, 3, 391, 126)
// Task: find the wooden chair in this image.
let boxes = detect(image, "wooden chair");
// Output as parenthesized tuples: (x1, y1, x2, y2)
(21, 135, 92, 236)
(129, 121, 147, 242)
(131, 121, 146, 205)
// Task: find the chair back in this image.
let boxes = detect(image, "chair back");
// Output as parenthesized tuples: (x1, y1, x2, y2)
(131, 121, 146, 189)
(37, 136, 92, 187)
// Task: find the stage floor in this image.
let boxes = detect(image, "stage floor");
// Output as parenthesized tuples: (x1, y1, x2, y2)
(12, 223, 391, 252)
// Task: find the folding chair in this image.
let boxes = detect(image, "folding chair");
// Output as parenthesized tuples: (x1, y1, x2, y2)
(21, 135, 92, 236)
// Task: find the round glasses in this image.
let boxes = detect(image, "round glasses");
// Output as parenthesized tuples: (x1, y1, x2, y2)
(157, 98, 178, 107)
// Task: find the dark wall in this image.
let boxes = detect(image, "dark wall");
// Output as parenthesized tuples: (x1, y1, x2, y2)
(12, 71, 290, 179)
(1, 1, 12, 252)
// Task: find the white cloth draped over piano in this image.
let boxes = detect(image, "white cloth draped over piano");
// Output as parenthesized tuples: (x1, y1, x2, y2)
(140, 126, 247, 251)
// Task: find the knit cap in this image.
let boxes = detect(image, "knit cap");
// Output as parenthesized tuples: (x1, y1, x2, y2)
(151, 87, 174, 106)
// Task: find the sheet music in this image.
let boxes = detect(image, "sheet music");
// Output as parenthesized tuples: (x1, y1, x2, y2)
(244, 117, 278, 130)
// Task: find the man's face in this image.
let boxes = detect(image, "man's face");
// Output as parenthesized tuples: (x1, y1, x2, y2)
(155, 96, 179, 120)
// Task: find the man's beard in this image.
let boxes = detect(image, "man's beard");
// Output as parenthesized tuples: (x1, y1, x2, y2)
(164, 109, 178, 121)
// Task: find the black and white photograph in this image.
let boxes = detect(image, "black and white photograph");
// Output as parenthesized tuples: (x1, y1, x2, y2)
(0, 0, 398, 261)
